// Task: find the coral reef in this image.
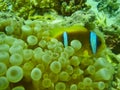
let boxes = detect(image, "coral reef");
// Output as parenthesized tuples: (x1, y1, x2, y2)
(0, 0, 120, 90)
(86, 0, 120, 55)
(0, 0, 88, 19)
(97, 0, 119, 15)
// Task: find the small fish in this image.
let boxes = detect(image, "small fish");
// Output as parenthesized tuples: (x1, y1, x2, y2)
(63, 31, 68, 47)
(90, 31, 97, 54)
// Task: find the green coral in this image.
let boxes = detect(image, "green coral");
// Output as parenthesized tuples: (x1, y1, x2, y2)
(97, 0, 119, 15)
(0, 0, 88, 19)
(60, 0, 87, 15)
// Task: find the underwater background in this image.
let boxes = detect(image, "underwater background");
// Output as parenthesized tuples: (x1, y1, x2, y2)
(0, 0, 120, 90)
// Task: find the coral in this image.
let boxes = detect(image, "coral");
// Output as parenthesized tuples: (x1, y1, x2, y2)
(0, 0, 88, 19)
(86, 0, 120, 56)
(105, 32, 120, 54)
(97, 0, 119, 15)
(62, 10, 96, 27)
(0, 0, 119, 89)
(95, 12, 107, 28)
(60, 0, 87, 16)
